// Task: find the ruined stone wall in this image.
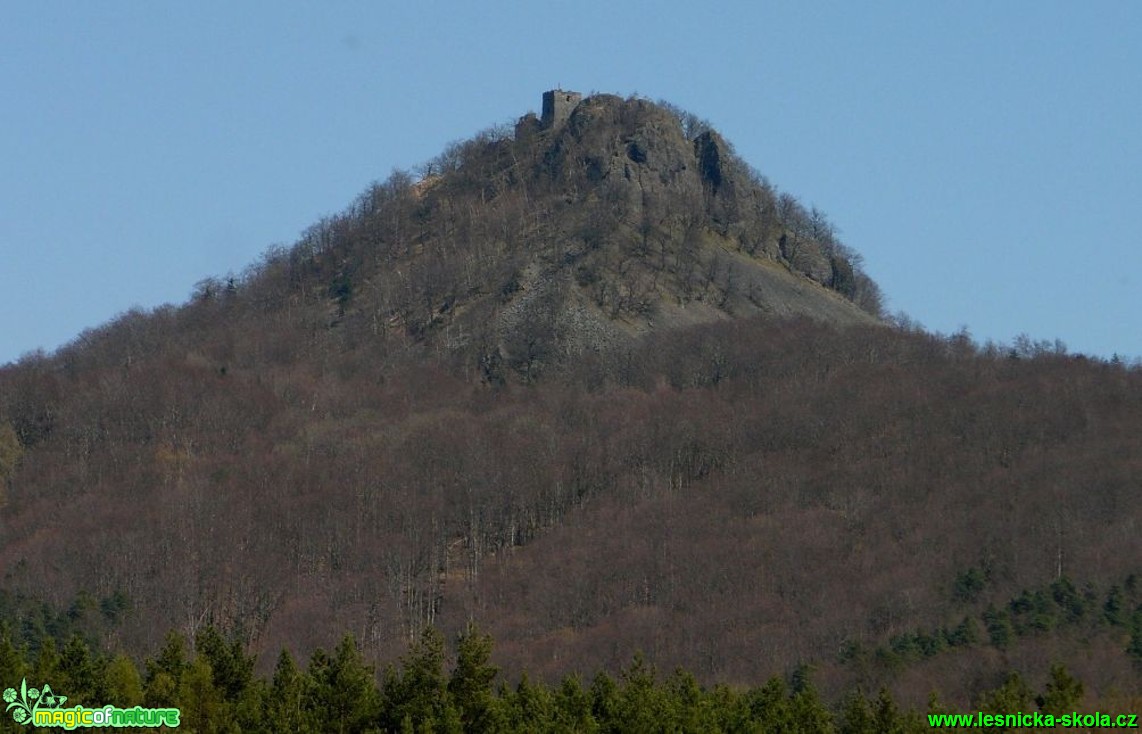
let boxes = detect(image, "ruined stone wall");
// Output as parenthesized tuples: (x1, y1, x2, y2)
(541, 90, 582, 130)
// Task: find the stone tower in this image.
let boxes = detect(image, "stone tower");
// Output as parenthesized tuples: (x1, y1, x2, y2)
(541, 89, 581, 130)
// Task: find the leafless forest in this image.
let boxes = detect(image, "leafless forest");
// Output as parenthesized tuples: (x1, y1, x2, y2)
(1, 95, 1139, 718)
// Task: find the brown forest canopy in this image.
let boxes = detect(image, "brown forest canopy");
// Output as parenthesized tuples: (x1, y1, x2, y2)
(1, 94, 1140, 709)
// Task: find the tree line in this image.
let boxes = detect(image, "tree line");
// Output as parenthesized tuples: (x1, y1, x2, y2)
(0, 621, 1109, 733)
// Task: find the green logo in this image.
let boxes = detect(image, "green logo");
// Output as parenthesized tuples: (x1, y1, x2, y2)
(4, 678, 180, 729)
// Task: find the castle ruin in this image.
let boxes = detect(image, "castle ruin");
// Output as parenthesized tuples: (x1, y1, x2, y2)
(541, 89, 581, 130)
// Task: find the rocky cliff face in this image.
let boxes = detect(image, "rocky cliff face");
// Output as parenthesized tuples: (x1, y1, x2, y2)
(540, 95, 843, 285)
(443, 94, 881, 377)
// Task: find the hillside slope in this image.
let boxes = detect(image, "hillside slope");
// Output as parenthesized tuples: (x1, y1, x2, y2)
(1, 93, 1138, 708)
(238, 93, 880, 378)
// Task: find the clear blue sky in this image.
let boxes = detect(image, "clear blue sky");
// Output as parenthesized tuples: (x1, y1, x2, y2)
(3, 2, 1140, 365)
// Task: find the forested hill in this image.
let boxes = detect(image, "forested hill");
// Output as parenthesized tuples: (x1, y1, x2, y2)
(191, 91, 881, 384)
(6, 92, 882, 381)
(1, 93, 1140, 714)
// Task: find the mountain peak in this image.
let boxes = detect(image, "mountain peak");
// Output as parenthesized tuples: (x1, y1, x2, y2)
(47, 92, 885, 384)
(383, 91, 883, 379)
